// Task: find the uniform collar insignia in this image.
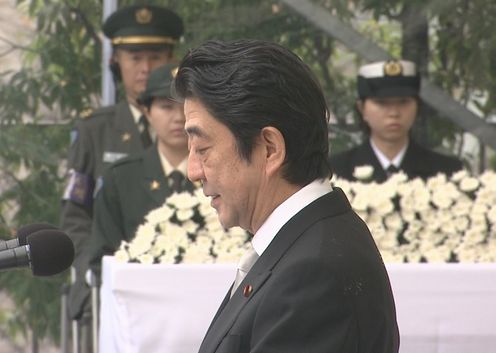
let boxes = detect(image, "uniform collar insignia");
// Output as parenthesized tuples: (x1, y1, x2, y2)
(122, 132, 131, 142)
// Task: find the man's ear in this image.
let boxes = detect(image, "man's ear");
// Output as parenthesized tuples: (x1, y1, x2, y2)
(260, 126, 285, 176)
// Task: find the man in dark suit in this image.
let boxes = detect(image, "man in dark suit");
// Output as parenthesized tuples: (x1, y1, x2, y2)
(59, 4, 184, 345)
(330, 60, 463, 182)
(174, 39, 399, 353)
(86, 63, 193, 278)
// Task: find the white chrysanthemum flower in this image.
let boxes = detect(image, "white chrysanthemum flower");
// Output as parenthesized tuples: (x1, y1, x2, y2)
(459, 176, 480, 192)
(145, 205, 174, 225)
(463, 228, 486, 246)
(182, 219, 199, 234)
(451, 169, 468, 182)
(454, 216, 470, 232)
(380, 250, 404, 263)
(487, 205, 496, 225)
(114, 249, 130, 262)
(426, 173, 448, 190)
(167, 192, 200, 209)
(384, 213, 403, 232)
(168, 223, 189, 247)
(128, 237, 153, 258)
(451, 197, 472, 217)
(134, 223, 156, 244)
(478, 171, 496, 189)
(352, 165, 374, 180)
(375, 198, 395, 215)
(423, 245, 452, 263)
(137, 253, 154, 265)
(176, 208, 194, 221)
(182, 243, 214, 264)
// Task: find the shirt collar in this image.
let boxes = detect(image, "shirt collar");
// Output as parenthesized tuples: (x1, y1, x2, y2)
(158, 148, 188, 177)
(370, 138, 408, 169)
(251, 179, 332, 256)
(129, 103, 142, 124)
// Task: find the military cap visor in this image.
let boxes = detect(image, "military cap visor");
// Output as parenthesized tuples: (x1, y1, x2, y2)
(103, 5, 183, 47)
(138, 64, 178, 104)
(357, 60, 420, 99)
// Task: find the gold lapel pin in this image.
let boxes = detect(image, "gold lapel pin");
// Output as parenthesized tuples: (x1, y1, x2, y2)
(122, 132, 131, 142)
(150, 180, 161, 190)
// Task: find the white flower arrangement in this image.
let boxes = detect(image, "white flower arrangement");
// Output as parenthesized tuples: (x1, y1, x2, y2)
(334, 169, 496, 263)
(115, 188, 251, 264)
(115, 168, 496, 265)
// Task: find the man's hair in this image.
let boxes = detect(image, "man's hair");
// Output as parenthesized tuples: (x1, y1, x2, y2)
(174, 39, 331, 185)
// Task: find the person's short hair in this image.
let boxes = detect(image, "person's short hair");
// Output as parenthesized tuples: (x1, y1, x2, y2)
(173, 39, 331, 185)
(357, 60, 420, 99)
(137, 64, 178, 109)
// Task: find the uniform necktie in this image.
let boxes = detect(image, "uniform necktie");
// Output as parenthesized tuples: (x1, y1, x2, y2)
(169, 170, 185, 193)
(386, 164, 399, 177)
(231, 244, 259, 298)
(138, 115, 152, 149)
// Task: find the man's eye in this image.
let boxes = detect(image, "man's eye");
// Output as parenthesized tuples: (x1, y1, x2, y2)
(196, 147, 208, 155)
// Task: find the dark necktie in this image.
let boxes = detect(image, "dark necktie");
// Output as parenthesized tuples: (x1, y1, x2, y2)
(169, 170, 185, 193)
(138, 115, 152, 149)
(386, 164, 399, 177)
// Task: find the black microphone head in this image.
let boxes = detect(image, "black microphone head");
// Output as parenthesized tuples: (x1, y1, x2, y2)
(16, 223, 58, 246)
(27, 229, 75, 276)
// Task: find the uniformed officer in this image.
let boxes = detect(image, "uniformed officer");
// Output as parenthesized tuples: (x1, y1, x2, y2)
(60, 3, 184, 340)
(330, 59, 463, 182)
(86, 63, 194, 279)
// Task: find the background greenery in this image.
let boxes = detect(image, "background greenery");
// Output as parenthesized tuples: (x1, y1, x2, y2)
(0, 0, 495, 351)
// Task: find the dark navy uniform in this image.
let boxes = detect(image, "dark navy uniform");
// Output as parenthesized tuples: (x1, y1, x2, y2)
(330, 140, 463, 182)
(330, 59, 464, 183)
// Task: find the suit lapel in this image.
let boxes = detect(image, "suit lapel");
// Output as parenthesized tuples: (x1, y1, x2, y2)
(199, 188, 352, 353)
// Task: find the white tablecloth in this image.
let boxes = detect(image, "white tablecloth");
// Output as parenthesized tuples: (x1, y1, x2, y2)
(99, 257, 496, 353)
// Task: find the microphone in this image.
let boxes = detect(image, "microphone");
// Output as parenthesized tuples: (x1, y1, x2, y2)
(0, 223, 57, 251)
(0, 229, 75, 276)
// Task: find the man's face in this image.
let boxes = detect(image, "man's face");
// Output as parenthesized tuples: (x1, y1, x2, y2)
(145, 98, 187, 151)
(115, 48, 172, 103)
(184, 98, 266, 232)
(359, 96, 418, 144)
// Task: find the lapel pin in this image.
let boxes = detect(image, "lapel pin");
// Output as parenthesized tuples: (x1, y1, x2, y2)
(150, 180, 160, 190)
(122, 132, 131, 142)
(243, 284, 253, 297)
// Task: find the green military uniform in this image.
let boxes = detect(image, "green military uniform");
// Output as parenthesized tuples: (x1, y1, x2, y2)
(60, 4, 184, 321)
(61, 100, 145, 319)
(87, 146, 194, 278)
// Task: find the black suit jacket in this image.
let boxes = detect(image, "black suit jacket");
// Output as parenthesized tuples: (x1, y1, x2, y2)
(330, 140, 463, 182)
(198, 187, 399, 353)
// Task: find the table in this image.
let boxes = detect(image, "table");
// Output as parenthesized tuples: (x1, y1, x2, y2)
(99, 257, 496, 353)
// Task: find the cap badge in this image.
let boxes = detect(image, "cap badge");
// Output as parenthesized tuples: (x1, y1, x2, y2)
(136, 8, 152, 24)
(383, 61, 403, 76)
(150, 180, 161, 190)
